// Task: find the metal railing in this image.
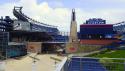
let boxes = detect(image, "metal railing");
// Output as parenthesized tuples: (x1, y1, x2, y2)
(57, 57, 125, 71)
(55, 57, 68, 71)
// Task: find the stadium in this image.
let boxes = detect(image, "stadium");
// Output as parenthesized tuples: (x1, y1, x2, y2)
(0, 6, 125, 71)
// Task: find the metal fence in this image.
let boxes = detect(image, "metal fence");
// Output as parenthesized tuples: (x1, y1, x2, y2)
(57, 57, 125, 71)
(0, 32, 9, 60)
(0, 32, 27, 59)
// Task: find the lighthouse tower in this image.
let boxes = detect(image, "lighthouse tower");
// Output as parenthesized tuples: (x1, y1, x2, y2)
(66, 9, 79, 53)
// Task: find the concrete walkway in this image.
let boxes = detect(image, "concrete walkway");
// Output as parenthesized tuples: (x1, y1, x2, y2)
(5, 53, 65, 71)
(3, 50, 103, 71)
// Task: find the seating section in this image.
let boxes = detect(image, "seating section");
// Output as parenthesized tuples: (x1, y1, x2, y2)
(52, 35, 69, 42)
(13, 7, 59, 34)
(31, 24, 59, 34)
(68, 57, 107, 71)
(13, 7, 69, 43)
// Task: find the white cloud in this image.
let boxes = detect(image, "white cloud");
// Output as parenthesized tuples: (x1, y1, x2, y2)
(0, 0, 125, 32)
(48, 1, 63, 8)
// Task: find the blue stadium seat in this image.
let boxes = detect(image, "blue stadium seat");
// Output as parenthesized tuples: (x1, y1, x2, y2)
(68, 58, 107, 71)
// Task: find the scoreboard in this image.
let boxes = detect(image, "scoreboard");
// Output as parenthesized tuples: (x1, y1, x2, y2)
(85, 18, 106, 24)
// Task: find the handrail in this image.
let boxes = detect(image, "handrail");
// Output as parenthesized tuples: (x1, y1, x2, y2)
(70, 57, 125, 60)
(55, 57, 68, 71)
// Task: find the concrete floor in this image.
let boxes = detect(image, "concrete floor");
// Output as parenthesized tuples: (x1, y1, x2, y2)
(5, 53, 65, 71)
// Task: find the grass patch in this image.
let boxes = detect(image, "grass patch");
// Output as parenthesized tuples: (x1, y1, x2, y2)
(86, 50, 125, 58)
(86, 50, 125, 71)
(78, 45, 101, 52)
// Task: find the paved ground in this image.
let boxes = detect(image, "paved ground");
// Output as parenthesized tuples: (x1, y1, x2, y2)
(5, 53, 65, 71)
(1, 51, 102, 71)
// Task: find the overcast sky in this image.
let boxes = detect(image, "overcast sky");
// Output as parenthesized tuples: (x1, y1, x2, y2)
(0, 0, 125, 32)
